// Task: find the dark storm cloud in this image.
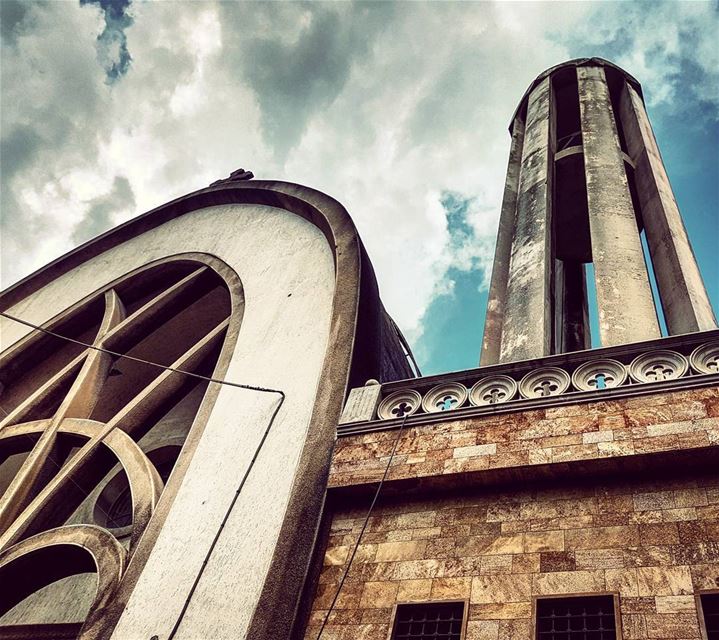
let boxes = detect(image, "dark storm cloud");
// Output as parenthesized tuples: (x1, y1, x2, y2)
(0, 0, 31, 42)
(0, 125, 46, 247)
(222, 2, 395, 157)
(79, 0, 133, 83)
(72, 176, 135, 244)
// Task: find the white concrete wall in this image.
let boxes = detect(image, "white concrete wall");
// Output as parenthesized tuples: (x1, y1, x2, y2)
(1, 203, 336, 639)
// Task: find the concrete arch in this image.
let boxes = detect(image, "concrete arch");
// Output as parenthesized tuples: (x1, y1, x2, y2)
(0, 524, 125, 640)
(0, 180, 410, 640)
(0, 419, 163, 553)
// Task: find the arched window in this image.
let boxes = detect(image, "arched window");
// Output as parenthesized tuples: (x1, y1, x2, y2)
(0, 254, 242, 635)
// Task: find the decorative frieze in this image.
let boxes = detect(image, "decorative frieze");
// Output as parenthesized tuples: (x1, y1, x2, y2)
(690, 341, 719, 375)
(468, 375, 517, 406)
(341, 338, 719, 426)
(628, 350, 688, 383)
(571, 358, 627, 391)
(518, 367, 571, 399)
(377, 389, 422, 420)
(421, 383, 468, 413)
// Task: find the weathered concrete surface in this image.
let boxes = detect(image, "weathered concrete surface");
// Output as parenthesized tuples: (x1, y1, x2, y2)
(339, 382, 382, 424)
(578, 66, 661, 347)
(2, 203, 336, 639)
(481, 117, 525, 366)
(499, 78, 554, 362)
(619, 81, 717, 335)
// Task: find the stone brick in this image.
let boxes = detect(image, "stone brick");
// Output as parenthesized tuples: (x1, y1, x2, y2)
(375, 540, 427, 562)
(498, 618, 531, 640)
(565, 525, 639, 549)
(633, 491, 676, 511)
(511, 553, 540, 574)
(636, 566, 693, 596)
(484, 534, 524, 555)
(424, 538, 456, 559)
(360, 608, 392, 624)
(324, 546, 349, 566)
(654, 595, 696, 613)
(524, 530, 564, 552)
(645, 613, 701, 638)
(689, 564, 719, 590)
(430, 577, 471, 600)
(574, 548, 625, 570)
(480, 555, 513, 575)
(453, 444, 497, 458)
(583, 430, 614, 444)
(621, 613, 647, 640)
(469, 602, 532, 620)
(539, 551, 576, 572)
(396, 579, 432, 602)
(532, 570, 605, 595)
(639, 523, 679, 546)
(606, 568, 639, 596)
(359, 581, 398, 608)
(471, 574, 531, 603)
(466, 620, 500, 640)
(392, 559, 442, 580)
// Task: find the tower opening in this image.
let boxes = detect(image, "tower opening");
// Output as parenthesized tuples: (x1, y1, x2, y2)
(552, 68, 592, 353)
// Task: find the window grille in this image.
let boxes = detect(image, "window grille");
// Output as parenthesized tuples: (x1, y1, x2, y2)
(391, 601, 464, 640)
(702, 593, 719, 640)
(536, 595, 616, 640)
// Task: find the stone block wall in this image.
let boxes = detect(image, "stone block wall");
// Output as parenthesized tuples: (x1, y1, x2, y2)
(306, 473, 719, 639)
(330, 387, 719, 489)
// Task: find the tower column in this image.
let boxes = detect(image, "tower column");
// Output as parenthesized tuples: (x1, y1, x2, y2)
(481, 116, 525, 365)
(618, 81, 717, 334)
(577, 66, 660, 346)
(499, 77, 554, 363)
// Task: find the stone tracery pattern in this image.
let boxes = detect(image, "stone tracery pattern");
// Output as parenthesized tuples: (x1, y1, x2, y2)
(0, 257, 238, 638)
(366, 341, 719, 423)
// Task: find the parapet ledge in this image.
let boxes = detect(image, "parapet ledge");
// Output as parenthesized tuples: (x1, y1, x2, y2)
(338, 330, 719, 436)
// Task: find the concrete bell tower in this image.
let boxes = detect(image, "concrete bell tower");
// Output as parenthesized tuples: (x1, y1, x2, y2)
(481, 57, 717, 365)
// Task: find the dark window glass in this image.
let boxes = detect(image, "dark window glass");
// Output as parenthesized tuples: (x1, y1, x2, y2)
(536, 595, 616, 640)
(106, 485, 133, 529)
(391, 602, 464, 640)
(702, 593, 719, 640)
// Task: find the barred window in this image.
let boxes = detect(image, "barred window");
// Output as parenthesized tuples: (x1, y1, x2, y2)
(536, 595, 617, 640)
(701, 593, 719, 640)
(391, 601, 464, 640)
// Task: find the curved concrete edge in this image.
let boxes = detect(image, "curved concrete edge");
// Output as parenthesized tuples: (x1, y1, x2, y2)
(0, 524, 125, 640)
(508, 57, 644, 134)
(0, 180, 372, 640)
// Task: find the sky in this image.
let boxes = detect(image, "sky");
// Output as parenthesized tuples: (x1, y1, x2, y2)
(1, 0, 717, 376)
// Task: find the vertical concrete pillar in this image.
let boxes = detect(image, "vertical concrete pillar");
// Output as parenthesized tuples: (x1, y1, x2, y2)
(480, 116, 525, 365)
(618, 81, 717, 334)
(499, 77, 554, 362)
(577, 66, 660, 346)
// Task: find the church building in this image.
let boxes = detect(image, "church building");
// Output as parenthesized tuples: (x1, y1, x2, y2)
(0, 58, 717, 640)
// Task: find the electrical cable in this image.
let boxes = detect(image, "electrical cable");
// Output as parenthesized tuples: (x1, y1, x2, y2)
(0, 311, 284, 397)
(0, 311, 287, 638)
(315, 412, 409, 640)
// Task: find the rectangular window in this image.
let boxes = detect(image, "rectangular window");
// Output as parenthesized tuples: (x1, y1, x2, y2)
(701, 593, 719, 640)
(536, 595, 617, 640)
(391, 601, 465, 640)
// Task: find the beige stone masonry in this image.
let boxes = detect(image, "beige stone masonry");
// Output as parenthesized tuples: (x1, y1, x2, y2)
(306, 474, 718, 640)
(330, 386, 719, 489)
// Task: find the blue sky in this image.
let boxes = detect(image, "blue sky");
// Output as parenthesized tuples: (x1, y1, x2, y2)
(1, 1, 717, 376)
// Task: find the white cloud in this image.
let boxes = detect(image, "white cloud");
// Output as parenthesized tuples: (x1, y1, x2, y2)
(1, 0, 717, 353)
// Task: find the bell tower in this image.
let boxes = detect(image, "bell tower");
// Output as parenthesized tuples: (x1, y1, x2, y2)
(481, 57, 717, 365)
